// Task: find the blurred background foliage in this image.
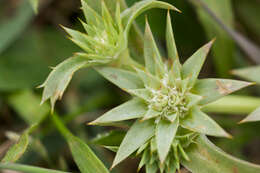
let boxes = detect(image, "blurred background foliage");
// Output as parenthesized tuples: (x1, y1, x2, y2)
(0, 0, 260, 172)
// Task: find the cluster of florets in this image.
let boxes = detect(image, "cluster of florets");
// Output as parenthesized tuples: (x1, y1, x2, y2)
(147, 75, 188, 120)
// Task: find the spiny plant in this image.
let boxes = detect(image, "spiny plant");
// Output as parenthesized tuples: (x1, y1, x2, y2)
(89, 12, 252, 172)
(2, 1, 259, 173)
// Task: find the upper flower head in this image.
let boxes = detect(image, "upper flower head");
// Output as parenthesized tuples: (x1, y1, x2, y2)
(63, 0, 126, 64)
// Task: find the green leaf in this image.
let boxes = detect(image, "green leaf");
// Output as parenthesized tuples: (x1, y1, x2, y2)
(52, 114, 109, 173)
(166, 11, 179, 61)
(0, 163, 70, 173)
(183, 135, 260, 173)
(128, 88, 151, 102)
(240, 106, 260, 123)
(181, 107, 230, 138)
(29, 0, 39, 13)
(122, 0, 180, 35)
(8, 90, 50, 125)
(112, 119, 155, 168)
(232, 65, 260, 84)
(192, 78, 253, 105)
(144, 19, 165, 78)
(182, 40, 214, 87)
(156, 119, 179, 163)
(40, 56, 88, 110)
(2, 125, 36, 163)
(95, 66, 143, 90)
(90, 98, 146, 125)
(144, 19, 156, 74)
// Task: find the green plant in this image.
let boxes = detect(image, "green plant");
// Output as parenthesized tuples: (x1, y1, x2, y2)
(1, 0, 260, 173)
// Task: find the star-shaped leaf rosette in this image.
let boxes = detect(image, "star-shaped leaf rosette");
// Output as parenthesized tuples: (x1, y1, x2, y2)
(89, 13, 253, 173)
(39, 0, 179, 110)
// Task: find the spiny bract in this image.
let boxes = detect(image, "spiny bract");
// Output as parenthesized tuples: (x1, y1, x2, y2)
(90, 12, 252, 173)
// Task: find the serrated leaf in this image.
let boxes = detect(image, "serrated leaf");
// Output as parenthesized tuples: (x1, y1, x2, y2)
(156, 119, 179, 163)
(182, 40, 214, 87)
(2, 125, 36, 163)
(183, 135, 260, 173)
(0, 163, 70, 173)
(232, 65, 260, 84)
(166, 11, 179, 61)
(52, 114, 109, 173)
(122, 0, 180, 35)
(112, 119, 155, 168)
(240, 106, 260, 123)
(95, 66, 143, 90)
(181, 107, 230, 138)
(40, 56, 88, 110)
(90, 98, 146, 125)
(192, 78, 253, 105)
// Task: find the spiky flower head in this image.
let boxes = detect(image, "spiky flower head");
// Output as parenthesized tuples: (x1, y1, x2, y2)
(63, 0, 125, 64)
(90, 12, 252, 173)
(40, 0, 179, 110)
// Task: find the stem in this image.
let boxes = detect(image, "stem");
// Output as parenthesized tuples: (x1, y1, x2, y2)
(202, 95, 260, 115)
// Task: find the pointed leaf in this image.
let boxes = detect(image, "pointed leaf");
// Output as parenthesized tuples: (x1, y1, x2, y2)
(144, 20, 156, 74)
(0, 163, 70, 173)
(182, 40, 214, 87)
(81, 0, 103, 27)
(90, 98, 146, 125)
(192, 78, 253, 105)
(2, 124, 36, 163)
(112, 119, 155, 168)
(183, 135, 260, 173)
(232, 65, 260, 84)
(156, 119, 179, 163)
(95, 66, 143, 90)
(166, 11, 179, 61)
(40, 56, 88, 110)
(240, 106, 260, 123)
(181, 107, 230, 138)
(92, 130, 125, 146)
(144, 20, 165, 78)
(52, 114, 109, 173)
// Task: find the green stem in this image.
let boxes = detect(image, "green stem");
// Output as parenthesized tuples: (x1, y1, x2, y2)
(202, 95, 260, 114)
(0, 163, 70, 173)
(51, 113, 72, 139)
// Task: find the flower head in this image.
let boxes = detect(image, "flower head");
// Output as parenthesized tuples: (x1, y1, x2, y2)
(63, 0, 126, 64)
(91, 12, 252, 172)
